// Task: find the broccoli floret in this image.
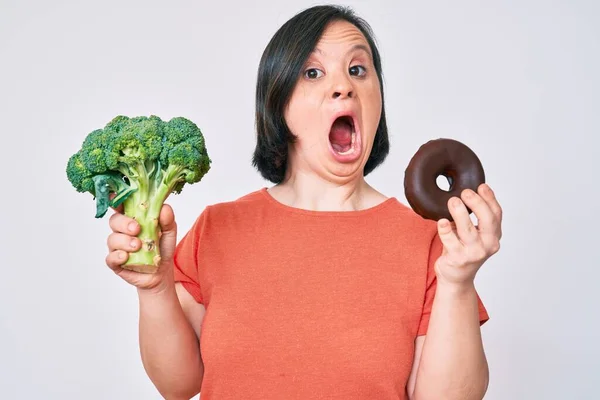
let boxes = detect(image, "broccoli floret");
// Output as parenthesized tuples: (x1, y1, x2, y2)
(66, 115, 211, 273)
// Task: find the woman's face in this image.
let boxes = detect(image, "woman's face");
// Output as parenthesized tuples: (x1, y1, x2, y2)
(284, 19, 382, 184)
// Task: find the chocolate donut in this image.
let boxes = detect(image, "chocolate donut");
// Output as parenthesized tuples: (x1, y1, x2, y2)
(404, 138, 485, 221)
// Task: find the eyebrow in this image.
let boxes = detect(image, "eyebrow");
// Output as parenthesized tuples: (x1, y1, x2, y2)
(312, 44, 373, 59)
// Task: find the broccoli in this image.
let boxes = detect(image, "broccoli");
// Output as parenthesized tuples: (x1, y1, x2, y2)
(66, 115, 211, 273)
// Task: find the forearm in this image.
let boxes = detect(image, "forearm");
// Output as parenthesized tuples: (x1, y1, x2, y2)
(413, 281, 488, 400)
(138, 278, 203, 399)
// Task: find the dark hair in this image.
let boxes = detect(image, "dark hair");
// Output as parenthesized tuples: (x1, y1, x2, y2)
(252, 4, 389, 183)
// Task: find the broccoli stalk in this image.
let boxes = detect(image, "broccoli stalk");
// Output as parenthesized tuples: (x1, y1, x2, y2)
(119, 163, 192, 270)
(66, 115, 211, 273)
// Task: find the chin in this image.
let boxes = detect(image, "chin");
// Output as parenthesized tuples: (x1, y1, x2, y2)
(321, 153, 368, 182)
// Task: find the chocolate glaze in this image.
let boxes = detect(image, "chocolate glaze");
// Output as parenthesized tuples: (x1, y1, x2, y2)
(404, 138, 485, 221)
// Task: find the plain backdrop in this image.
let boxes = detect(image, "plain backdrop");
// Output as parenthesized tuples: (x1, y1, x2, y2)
(1, 0, 598, 399)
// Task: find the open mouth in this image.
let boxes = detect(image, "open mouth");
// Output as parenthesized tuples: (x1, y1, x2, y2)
(328, 115, 356, 155)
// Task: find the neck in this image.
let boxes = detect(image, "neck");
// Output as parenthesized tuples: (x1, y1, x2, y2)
(268, 169, 383, 212)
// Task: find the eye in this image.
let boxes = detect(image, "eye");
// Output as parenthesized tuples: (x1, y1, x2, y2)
(349, 65, 366, 76)
(304, 68, 324, 79)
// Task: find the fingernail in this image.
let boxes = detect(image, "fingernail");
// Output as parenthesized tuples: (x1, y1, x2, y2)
(128, 222, 137, 232)
(464, 189, 473, 199)
(130, 239, 137, 249)
(453, 198, 462, 208)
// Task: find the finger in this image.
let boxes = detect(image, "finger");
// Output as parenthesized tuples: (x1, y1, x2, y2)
(106, 250, 128, 271)
(449, 195, 479, 245)
(109, 211, 140, 235)
(474, 185, 502, 251)
(437, 218, 462, 254)
(158, 204, 177, 263)
(107, 232, 140, 252)
(478, 183, 503, 229)
(460, 188, 496, 234)
(474, 184, 502, 244)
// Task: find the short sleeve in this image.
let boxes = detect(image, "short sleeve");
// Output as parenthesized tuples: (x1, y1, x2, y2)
(417, 232, 490, 336)
(173, 209, 208, 304)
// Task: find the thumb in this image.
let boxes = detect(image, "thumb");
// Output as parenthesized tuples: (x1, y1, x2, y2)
(108, 192, 124, 214)
(158, 203, 177, 263)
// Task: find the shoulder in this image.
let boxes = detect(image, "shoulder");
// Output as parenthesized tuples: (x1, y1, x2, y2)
(179, 188, 269, 245)
(205, 188, 268, 215)
(384, 196, 439, 239)
(192, 188, 271, 227)
(375, 197, 442, 268)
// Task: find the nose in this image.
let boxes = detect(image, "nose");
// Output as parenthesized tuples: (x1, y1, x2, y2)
(331, 74, 354, 99)
(333, 89, 353, 99)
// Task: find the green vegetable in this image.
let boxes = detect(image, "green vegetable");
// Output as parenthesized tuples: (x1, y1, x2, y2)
(66, 115, 211, 272)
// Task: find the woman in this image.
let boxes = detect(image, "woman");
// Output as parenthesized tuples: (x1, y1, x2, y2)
(105, 5, 502, 400)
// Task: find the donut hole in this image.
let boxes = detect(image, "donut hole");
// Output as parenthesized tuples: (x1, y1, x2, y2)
(436, 174, 454, 192)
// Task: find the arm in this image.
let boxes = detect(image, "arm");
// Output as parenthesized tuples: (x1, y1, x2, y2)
(407, 283, 488, 400)
(407, 183, 501, 400)
(138, 281, 206, 400)
(105, 204, 207, 399)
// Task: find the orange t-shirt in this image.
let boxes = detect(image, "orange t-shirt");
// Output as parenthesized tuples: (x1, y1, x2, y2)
(173, 188, 488, 399)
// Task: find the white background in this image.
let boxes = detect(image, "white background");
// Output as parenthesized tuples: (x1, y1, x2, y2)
(1, 0, 598, 399)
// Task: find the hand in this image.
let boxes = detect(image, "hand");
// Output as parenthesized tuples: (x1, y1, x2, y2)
(105, 204, 178, 293)
(434, 183, 503, 288)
